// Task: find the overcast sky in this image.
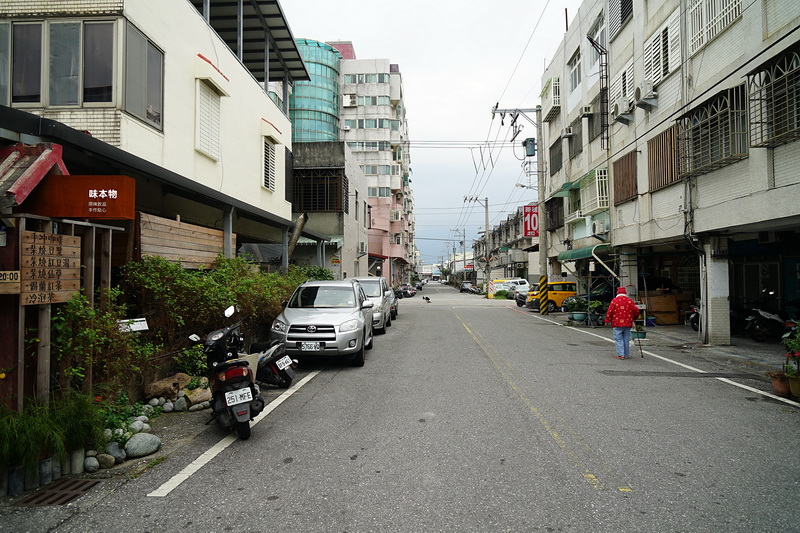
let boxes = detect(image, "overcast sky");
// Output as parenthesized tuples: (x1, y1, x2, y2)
(281, 0, 582, 265)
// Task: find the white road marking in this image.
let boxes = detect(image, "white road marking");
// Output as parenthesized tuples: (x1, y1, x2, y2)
(525, 310, 800, 408)
(147, 370, 321, 497)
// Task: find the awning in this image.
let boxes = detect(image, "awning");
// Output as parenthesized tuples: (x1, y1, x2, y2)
(188, 0, 310, 83)
(522, 243, 540, 252)
(557, 243, 612, 261)
(0, 143, 69, 209)
(550, 181, 580, 198)
(297, 235, 342, 247)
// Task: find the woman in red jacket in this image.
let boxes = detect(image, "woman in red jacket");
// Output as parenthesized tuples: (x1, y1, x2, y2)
(604, 287, 641, 359)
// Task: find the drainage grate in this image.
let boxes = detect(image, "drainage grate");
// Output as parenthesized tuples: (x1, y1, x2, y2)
(15, 477, 101, 507)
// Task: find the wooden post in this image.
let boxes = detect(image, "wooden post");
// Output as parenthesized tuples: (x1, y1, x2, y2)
(37, 304, 51, 405)
(82, 226, 96, 305)
(99, 229, 112, 307)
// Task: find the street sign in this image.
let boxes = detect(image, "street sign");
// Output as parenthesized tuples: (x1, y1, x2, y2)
(523, 205, 539, 237)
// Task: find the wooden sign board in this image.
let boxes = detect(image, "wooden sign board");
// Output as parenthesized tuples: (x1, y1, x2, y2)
(20, 175, 136, 220)
(20, 231, 82, 305)
(0, 270, 20, 294)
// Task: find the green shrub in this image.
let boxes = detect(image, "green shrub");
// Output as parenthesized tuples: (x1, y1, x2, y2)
(174, 345, 206, 376)
(494, 290, 509, 299)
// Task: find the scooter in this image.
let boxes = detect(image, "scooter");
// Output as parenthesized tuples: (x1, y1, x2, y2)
(189, 306, 265, 440)
(249, 340, 296, 389)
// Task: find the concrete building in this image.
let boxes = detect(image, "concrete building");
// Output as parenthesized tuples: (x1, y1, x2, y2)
(330, 42, 416, 287)
(0, 0, 327, 409)
(539, 0, 800, 343)
(473, 204, 540, 287)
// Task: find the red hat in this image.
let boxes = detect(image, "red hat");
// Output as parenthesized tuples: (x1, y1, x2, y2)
(617, 287, 627, 295)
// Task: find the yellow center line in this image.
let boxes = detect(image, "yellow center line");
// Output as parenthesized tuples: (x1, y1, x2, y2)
(454, 308, 632, 493)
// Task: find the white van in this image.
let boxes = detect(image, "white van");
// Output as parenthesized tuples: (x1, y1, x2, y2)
(505, 279, 530, 299)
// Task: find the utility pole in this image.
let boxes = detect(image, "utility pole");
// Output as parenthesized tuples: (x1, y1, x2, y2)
(491, 105, 547, 279)
(451, 228, 467, 282)
(465, 197, 490, 290)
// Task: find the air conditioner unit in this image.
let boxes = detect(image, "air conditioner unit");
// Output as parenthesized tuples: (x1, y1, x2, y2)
(561, 127, 574, 138)
(359, 242, 368, 253)
(581, 105, 593, 117)
(611, 97, 633, 124)
(342, 94, 357, 107)
(634, 80, 658, 109)
(592, 220, 607, 234)
(342, 125, 351, 131)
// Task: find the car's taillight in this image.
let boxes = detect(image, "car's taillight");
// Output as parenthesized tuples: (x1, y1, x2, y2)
(218, 367, 248, 382)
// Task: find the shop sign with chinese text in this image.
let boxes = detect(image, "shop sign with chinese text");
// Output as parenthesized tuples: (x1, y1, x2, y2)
(20, 175, 135, 220)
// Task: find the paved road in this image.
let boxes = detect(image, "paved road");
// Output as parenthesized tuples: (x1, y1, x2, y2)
(3, 283, 799, 532)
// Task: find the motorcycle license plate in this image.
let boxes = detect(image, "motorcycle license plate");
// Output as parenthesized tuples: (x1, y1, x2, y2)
(224, 388, 252, 406)
(300, 342, 320, 352)
(276, 355, 293, 370)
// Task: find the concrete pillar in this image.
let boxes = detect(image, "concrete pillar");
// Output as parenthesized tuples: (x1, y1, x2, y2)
(704, 238, 731, 345)
(617, 247, 639, 297)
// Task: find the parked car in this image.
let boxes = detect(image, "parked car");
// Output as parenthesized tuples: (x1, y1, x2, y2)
(349, 277, 393, 333)
(516, 283, 538, 307)
(270, 280, 374, 366)
(505, 279, 531, 299)
(460, 281, 474, 293)
(526, 281, 578, 312)
(399, 284, 416, 297)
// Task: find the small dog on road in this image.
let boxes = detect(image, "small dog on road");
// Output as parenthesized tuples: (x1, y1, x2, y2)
(423, 296, 431, 303)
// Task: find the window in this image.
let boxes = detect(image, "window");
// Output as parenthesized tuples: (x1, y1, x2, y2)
(568, 118, 583, 158)
(294, 168, 348, 212)
(688, 0, 742, 55)
(588, 18, 606, 66)
(579, 168, 609, 214)
(197, 81, 221, 159)
(568, 50, 581, 92)
(549, 139, 563, 176)
(0, 23, 8, 104)
(263, 139, 276, 190)
(125, 22, 163, 129)
(648, 126, 680, 190)
(544, 197, 564, 231)
(609, 0, 633, 40)
(643, 10, 680, 85)
(613, 150, 637, 204)
(354, 191, 359, 221)
(610, 59, 635, 106)
(82, 22, 113, 102)
(11, 23, 41, 103)
(677, 85, 748, 178)
(748, 45, 800, 148)
(367, 187, 390, 197)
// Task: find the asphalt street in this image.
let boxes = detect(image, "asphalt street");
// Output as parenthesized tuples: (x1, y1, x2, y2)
(2, 283, 799, 532)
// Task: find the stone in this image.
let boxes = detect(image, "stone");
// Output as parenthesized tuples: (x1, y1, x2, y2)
(106, 442, 127, 464)
(142, 404, 155, 415)
(39, 457, 52, 486)
(141, 423, 152, 433)
(145, 373, 192, 401)
(113, 428, 124, 438)
(148, 398, 159, 407)
(158, 397, 166, 406)
(124, 433, 162, 458)
(96, 454, 116, 469)
(188, 403, 205, 412)
(163, 400, 174, 413)
(70, 448, 85, 474)
(185, 387, 211, 406)
(173, 397, 188, 412)
(178, 389, 186, 398)
(129, 420, 144, 434)
(84, 457, 100, 473)
(86, 450, 97, 458)
(103, 429, 113, 441)
(135, 415, 149, 423)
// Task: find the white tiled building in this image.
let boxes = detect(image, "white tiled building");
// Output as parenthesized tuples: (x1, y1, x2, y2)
(540, 0, 800, 343)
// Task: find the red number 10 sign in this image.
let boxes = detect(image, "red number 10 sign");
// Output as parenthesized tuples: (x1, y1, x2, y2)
(523, 205, 539, 237)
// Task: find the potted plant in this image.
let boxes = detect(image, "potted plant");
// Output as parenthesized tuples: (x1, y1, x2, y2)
(766, 369, 791, 398)
(588, 300, 607, 325)
(567, 298, 588, 323)
(784, 337, 800, 397)
(631, 324, 647, 339)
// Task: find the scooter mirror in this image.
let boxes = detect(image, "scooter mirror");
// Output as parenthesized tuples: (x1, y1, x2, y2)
(189, 334, 201, 342)
(224, 305, 236, 318)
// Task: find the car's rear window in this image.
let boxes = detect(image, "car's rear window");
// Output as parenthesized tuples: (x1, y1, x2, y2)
(290, 286, 356, 308)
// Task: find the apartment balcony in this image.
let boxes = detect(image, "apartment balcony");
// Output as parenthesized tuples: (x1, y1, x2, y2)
(564, 209, 583, 224)
(541, 77, 561, 122)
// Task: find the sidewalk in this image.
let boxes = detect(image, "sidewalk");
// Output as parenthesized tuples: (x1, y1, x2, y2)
(559, 315, 787, 371)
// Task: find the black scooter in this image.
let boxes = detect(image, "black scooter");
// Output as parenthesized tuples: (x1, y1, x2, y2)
(190, 306, 265, 440)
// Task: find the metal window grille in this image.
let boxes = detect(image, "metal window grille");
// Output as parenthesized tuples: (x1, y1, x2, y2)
(613, 150, 637, 204)
(689, 0, 742, 55)
(545, 198, 564, 231)
(677, 85, 748, 178)
(293, 168, 348, 213)
(568, 118, 583, 158)
(648, 126, 679, 191)
(748, 46, 800, 148)
(549, 139, 563, 176)
(580, 168, 609, 215)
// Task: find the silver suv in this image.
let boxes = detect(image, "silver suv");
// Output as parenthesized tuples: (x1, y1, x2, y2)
(270, 280, 374, 366)
(349, 277, 392, 333)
